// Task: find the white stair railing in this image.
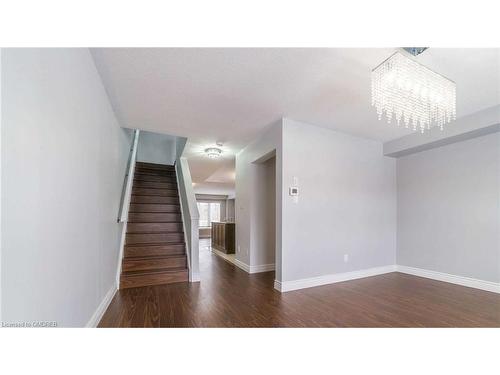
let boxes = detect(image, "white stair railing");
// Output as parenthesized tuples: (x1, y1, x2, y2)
(116, 129, 140, 288)
(117, 129, 140, 223)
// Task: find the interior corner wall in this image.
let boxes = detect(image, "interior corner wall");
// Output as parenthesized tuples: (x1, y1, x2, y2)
(255, 156, 276, 267)
(136, 130, 176, 165)
(1, 48, 132, 327)
(175, 136, 188, 160)
(396, 132, 500, 283)
(280, 119, 397, 282)
(235, 120, 283, 278)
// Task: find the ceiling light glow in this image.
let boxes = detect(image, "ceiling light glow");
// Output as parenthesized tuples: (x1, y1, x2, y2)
(205, 147, 222, 159)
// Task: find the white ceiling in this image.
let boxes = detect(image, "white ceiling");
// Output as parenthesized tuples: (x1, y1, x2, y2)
(185, 145, 236, 196)
(91, 48, 500, 195)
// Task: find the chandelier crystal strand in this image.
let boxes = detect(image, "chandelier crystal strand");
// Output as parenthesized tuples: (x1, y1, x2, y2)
(371, 52, 456, 133)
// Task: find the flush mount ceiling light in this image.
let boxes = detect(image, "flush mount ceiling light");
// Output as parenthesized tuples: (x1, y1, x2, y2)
(371, 49, 456, 133)
(205, 147, 222, 159)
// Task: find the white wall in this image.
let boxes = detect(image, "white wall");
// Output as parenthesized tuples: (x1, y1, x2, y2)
(258, 156, 276, 266)
(193, 182, 235, 196)
(235, 121, 283, 276)
(281, 119, 397, 282)
(1, 48, 131, 327)
(384, 105, 500, 157)
(236, 116, 498, 291)
(175, 136, 187, 160)
(236, 118, 396, 284)
(136, 130, 176, 165)
(176, 157, 200, 282)
(175, 137, 200, 282)
(397, 133, 500, 282)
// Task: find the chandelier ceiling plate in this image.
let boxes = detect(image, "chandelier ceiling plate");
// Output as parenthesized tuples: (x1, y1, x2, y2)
(402, 47, 429, 56)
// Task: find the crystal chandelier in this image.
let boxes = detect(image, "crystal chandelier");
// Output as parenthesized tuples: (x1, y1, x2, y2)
(371, 50, 456, 133)
(205, 147, 222, 158)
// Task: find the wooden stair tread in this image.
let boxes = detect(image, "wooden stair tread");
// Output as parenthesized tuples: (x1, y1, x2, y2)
(129, 207, 180, 213)
(134, 169, 175, 174)
(132, 188, 177, 191)
(128, 216, 182, 219)
(130, 195, 180, 204)
(132, 186, 178, 191)
(135, 167, 175, 172)
(133, 183, 177, 190)
(125, 241, 185, 247)
(120, 162, 188, 289)
(136, 161, 174, 168)
(133, 174, 176, 180)
(126, 233, 184, 245)
(125, 230, 184, 234)
(129, 209, 181, 214)
(124, 254, 186, 261)
(127, 222, 182, 224)
(121, 267, 187, 276)
(124, 243, 185, 250)
(126, 222, 183, 233)
(134, 172, 176, 178)
(120, 268, 188, 288)
(128, 218, 182, 223)
(132, 191, 179, 198)
(128, 212, 182, 221)
(130, 205, 180, 208)
(136, 162, 174, 168)
(122, 254, 187, 273)
(128, 221, 183, 224)
(124, 243, 185, 258)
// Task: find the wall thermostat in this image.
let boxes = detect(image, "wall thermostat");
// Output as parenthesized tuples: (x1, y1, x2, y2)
(289, 187, 299, 196)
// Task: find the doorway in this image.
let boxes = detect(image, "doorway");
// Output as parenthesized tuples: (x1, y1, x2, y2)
(253, 151, 277, 274)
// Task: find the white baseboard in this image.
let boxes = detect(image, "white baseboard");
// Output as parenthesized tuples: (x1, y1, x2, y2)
(190, 271, 201, 282)
(233, 258, 274, 274)
(233, 258, 251, 273)
(212, 248, 237, 264)
(249, 263, 275, 273)
(212, 248, 274, 274)
(396, 265, 500, 294)
(86, 284, 117, 327)
(231, 257, 274, 274)
(274, 264, 500, 294)
(274, 280, 283, 291)
(275, 265, 397, 292)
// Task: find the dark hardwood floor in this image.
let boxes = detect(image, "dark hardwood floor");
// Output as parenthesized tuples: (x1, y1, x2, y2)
(99, 239, 500, 327)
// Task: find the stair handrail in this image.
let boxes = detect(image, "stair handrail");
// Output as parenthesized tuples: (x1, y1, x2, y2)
(117, 129, 140, 223)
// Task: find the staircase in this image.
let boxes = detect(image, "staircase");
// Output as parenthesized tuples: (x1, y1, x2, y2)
(120, 162, 188, 289)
